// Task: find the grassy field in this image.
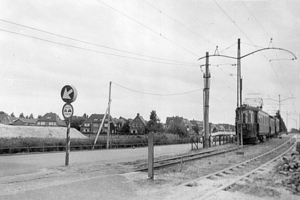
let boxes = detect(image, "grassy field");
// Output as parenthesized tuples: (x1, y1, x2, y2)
(0, 131, 191, 154)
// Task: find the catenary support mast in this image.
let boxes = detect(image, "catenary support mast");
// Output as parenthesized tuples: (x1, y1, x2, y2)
(107, 81, 112, 149)
(203, 52, 210, 148)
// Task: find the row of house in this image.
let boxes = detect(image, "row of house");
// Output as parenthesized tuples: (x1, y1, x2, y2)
(0, 112, 66, 127)
(0, 111, 234, 135)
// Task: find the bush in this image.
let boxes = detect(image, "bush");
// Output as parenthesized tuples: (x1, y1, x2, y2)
(0, 132, 191, 154)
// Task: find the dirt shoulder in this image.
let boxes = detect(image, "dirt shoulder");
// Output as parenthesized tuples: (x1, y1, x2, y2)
(124, 135, 300, 199)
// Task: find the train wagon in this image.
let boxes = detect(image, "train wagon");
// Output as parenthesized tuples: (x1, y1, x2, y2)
(236, 105, 270, 144)
(274, 117, 280, 136)
(269, 116, 276, 138)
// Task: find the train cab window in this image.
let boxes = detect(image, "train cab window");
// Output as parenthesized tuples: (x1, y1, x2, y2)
(243, 113, 247, 123)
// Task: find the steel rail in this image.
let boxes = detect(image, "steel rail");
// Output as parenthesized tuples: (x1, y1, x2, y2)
(198, 137, 297, 200)
(136, 145, 245, 171)
(144, 137, 295, 199)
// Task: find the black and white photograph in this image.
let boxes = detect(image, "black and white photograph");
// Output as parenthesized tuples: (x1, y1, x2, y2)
(0, 0, 300, 199)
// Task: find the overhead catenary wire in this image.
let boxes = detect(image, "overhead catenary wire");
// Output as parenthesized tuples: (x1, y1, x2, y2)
(141, 0, 218, 47)
(0, 19, 196, 66)
(213, 0, 289, 96)
(112, 82, 202, 96)
(0, 29, 199, 67)
(241, 1, 271, 38)
(96, 0, 200, 57)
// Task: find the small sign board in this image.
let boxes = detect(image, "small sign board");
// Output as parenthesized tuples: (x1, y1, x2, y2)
(61, 85, 77, 103)
(62, 103, 74, 119)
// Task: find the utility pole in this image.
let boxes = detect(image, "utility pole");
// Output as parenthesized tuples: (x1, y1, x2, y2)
(237, 38, 242, 147)
(203, 52, 210, 148)
(286, 111, 289, 132)
(240, 77, 243, 148)
(107, 81, 112, 149)
(279, 95, 281, 114)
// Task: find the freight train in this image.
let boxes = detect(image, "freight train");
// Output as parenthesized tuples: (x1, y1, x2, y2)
(235, 105, 283, 144)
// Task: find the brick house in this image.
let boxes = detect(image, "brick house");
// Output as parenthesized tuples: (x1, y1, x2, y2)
(36, 112, 66, 127)
(80, 114, 116, 134)
(13, 118, 37, 126)
(129, 113, 147, 134)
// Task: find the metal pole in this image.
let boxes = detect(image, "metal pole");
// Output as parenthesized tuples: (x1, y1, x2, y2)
(237, 38, 241, 146)
(65, 118, 71, 166)
(286, 111, 288, 132)
(240, 78, 243, 148)
(107, 81, 112, 149)
(279, 95, 281, 114)
(204, 52, 210, 148)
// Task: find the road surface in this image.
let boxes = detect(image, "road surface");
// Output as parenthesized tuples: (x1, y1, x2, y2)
(0, 143, 192, 177)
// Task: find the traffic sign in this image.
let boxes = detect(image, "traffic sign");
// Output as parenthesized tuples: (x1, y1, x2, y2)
(62, 103, 74, 119)
(61, 85, 77, 103)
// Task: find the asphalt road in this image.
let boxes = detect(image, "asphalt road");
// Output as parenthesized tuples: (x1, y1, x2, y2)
(0, 143, 192, 177)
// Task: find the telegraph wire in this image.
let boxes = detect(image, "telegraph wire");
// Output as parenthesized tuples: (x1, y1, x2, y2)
(96, 0, 200, 57)
(0, 29, 199, 67)
(0, 19, 196, 66)
(112, 82, 202, 96)
(141, 0, 218, 47)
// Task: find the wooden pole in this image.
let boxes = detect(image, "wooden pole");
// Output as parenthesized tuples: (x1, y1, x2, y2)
(107, 81, 112, 149)
(148, 132, 154, 179)
(92, 101, 111, 150)
(65, 118, 71, 166)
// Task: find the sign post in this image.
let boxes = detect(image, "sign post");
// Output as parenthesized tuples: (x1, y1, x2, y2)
(61, 85, 77, 166)
(148, 132, 154, 179)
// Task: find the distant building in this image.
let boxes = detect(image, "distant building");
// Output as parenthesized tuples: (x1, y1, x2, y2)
(80, 114, 116, 134)
(190, 120, 204, 134)
(36, 112, 66, 127)
(13, 118, 37, 126)
(165, 116, 191, 130)
(129, 113, 147, 134)
(114, 117, 127, 132)
(0, 111, 14, 125)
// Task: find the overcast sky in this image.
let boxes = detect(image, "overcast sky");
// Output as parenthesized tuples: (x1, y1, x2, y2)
(0, 0, 299, 130)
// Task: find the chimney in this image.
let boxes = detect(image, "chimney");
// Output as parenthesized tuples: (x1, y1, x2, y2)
(137, 113, 140, 116)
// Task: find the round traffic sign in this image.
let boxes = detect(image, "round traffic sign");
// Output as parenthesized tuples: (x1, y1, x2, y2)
(62, 103, 74, 119)
(61, 85, 77, 103)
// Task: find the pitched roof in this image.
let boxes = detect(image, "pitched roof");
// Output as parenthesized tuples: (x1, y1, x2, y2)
(83, 114, 116, 125)
(0, 112, 13, 125)
(165, 116, 184, 125)
(14, 118, 38, 124)
(37, 112, 66, 126)
(130, 113, 147, 126)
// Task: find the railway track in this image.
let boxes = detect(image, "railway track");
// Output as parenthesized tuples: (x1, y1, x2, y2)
(144, 136, 297, 200)
(135, 145, 249, 171)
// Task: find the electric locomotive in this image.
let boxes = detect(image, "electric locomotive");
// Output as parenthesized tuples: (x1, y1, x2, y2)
(236, 105, 276, 144)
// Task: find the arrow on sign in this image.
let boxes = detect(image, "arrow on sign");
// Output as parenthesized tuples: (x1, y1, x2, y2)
(63, 88, 73, 99)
